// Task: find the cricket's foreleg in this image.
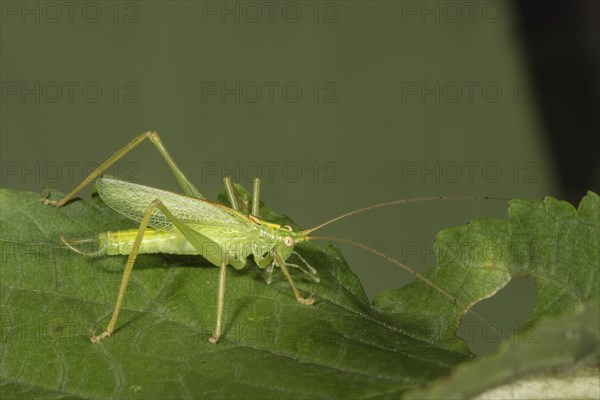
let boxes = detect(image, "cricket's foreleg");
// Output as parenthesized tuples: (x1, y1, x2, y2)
(41, 131, 203, 207)
(274, 252, 314, 305)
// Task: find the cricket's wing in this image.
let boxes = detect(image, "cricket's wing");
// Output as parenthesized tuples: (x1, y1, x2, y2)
(97, 176, 248, 231)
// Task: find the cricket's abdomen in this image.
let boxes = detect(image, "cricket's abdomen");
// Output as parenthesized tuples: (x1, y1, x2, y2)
(99, 229, 200, 256)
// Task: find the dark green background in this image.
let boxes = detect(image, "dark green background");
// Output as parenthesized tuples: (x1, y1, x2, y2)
(1, 1, 556, 353)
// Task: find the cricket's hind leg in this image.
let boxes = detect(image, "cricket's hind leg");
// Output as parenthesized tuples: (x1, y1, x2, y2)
(40, 131, 204, 207)
(90, 197, 230, 345)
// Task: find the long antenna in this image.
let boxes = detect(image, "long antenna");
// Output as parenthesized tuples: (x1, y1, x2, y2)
(308, 235, 498, 335)
(304, 196, 509, 234)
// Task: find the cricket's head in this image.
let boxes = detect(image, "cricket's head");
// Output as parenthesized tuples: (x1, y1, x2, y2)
(272, 225, 309, 261)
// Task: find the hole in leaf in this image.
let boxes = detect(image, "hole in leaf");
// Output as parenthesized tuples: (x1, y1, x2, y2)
(458, 277, 537, 355)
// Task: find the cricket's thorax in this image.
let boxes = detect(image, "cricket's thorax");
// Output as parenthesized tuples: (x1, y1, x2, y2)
(248, 216, 304, 261)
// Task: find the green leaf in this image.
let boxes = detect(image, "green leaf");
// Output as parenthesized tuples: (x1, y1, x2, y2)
(374, 192, 600, 353)
(1, 189, 598, 399)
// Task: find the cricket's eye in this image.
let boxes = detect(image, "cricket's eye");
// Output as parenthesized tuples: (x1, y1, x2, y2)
(283, 236, 295, 246)
(283, 225, 293, 232)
